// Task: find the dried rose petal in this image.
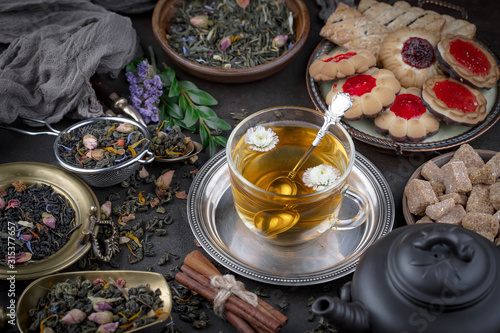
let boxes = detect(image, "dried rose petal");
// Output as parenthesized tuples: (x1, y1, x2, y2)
(61, 309, 86, 325)
(0, 197, 5, 210)
(115, 123, 135, 133)
(96, 322, 119, 333)
(91, 149, 105, 161)
(175, 190, 188, 200)
(100, 201, 112, 219)
(20, 234, 33, 241)
(190, 15, 209, 28)
(12, 180, 27, 193)
(93, 278, 106, 286)
(220, 36, 231, 52)
(237, 0, 250, 9)
(113, 139, 125, 147)
(42, 212, 56, 229)
(83, 134, 98, 150)
(138, 166, 149, 179)
(6, 199, 20, 210)
(155, 170, 175, 190)
(273, 35, 288, 48)
(116, 278, 126, 288)
(89, 311, 116, 324)
(121, 214, 135, 223)
(5, 252, 32, 264)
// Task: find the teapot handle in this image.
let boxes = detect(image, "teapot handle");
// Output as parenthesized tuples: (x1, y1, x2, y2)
(413, 231, 474, 262)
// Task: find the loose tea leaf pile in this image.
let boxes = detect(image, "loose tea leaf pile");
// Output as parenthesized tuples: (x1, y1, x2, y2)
(0, 181, 76, 265)
(167, 0, 296, 69)
(56, 119, 147, 169)
(28, 276, 168, 333)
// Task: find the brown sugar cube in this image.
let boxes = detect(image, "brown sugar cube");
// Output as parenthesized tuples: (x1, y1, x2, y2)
(485, 152, 500, 179)
(438, 193, 468, 206)
(466, 185, 494, 214)
(441, 161, 472, 194)
(475, 230, 495, 242)
(421, 160, 443, 183)
(450, 144, 485, 169)
(489, 182, 500, 210)
(462, 211, 499, 237)
(416, 216, 434, 224)
(405, 179, 439, 216)
(435, 204, 466, 225)
(425, 198, 455, 220)
(469, 164, 496, 185)
(429, 180, 445, 197)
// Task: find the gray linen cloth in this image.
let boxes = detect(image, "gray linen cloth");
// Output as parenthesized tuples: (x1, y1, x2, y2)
(0, 0, 142, 124)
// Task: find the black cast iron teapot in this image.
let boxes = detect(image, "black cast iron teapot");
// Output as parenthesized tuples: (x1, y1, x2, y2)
(312, 223, 500, 333)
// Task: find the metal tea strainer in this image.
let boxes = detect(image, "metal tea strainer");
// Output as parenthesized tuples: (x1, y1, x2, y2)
(0, 116, 154, 187)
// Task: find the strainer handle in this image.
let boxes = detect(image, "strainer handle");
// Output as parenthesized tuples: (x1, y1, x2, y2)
(138, 151, 155, 164)
(0, 117, 60, 136)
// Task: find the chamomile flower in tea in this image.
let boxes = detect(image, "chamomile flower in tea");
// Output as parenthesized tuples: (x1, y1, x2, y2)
(244, 125, 279, 152)
(302, 164, 341, 191)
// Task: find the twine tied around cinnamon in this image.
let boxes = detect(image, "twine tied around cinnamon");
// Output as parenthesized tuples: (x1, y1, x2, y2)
(210, 274, 259, 317)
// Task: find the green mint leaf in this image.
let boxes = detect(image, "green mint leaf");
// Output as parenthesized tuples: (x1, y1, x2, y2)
(174, 119, 196, 131)
(213, 135, 228, 147)
(209, 138, 217, 156)
(203, 117, 232, 131)
(178, 94, 188, 112)
(178, 80, 199, 91)
(199, 124, 210, 148)
(185, 89, 218, 106)
(183, 104, 199, 128)
(158, 72, 172, 87)
(165, 101, 184, 119)
(166, 68, 176, 82)
(196, 105, 217, 118)
(168, 77, 181, 97)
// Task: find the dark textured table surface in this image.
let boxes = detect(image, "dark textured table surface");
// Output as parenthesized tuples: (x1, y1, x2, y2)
(1, 0, 499, 332)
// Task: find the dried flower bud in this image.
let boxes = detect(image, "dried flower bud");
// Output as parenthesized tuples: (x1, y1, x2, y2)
(138, 166, 149, 179)
(89, 311, 117, 325)
(20, 234, 33, 241)
(6, 199, 20, 210)
(155, 170, 175, 190)
(190, 15, 209, 28)
(115, 123, 134, 133)
(119, 236, 130, 244)
(121, 214, 135, 223)
(42, 212, 56, 229)
(93, 278, 106, 286)
(220, 36, 231, 52)
(83, 134, 98, 150)
(100, 201, 112, 219)
(91, 149, 105, 161)
(273, 35, 288, 48)
(237, 0, 250, 9)
(93, 300, 113, 312)
(0, 197, 5, 210)
(5, 252, 32, 264)
(61, 309, 86, 325)
(96, 322, 119, 333)
(43, 327, 55, 333)
(116, 278, 126, 288)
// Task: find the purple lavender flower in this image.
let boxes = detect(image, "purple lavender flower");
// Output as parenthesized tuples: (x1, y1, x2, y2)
(126, 60, 163, 124)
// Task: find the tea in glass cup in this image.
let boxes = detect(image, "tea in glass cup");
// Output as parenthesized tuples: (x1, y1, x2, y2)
(226, 106, 368, 246)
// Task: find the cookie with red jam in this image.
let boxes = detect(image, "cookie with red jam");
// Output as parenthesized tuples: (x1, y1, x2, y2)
(379, 27, 442, 88)
(374, 87, 440, 142)
(326, 67, 401, 120)
(436, 34, 500, 89)
(309, 49, 377, 81)
(422, 76, 487, 126)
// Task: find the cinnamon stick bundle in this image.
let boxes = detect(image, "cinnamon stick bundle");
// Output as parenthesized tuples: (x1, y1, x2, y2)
(175, 250, 288, 333)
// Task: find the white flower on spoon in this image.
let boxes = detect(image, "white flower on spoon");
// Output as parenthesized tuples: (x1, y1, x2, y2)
(302, 164, 341, 191)
(244, 125, 279, 152)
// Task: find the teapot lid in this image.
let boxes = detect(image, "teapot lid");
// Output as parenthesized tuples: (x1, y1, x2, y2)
(387, 223, 496, 310)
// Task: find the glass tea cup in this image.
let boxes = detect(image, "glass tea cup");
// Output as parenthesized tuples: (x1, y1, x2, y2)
(226, 106, 369, 246)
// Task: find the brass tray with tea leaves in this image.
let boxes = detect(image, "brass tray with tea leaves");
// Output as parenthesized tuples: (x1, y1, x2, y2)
(0, 162, 99, 280)
(15, 270, 172, 333)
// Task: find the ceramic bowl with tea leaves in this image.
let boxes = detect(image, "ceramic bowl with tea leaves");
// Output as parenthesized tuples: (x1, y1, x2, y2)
(152, 0, 310, 83)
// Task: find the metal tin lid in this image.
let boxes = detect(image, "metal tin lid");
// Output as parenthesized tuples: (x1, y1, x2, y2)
(387, 224, 496, 310)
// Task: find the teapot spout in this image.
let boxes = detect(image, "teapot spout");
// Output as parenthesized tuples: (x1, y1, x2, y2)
(311, 296, 370, 333)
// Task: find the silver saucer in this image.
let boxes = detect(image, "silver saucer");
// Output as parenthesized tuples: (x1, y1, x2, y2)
(187, 150, 394, 286)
